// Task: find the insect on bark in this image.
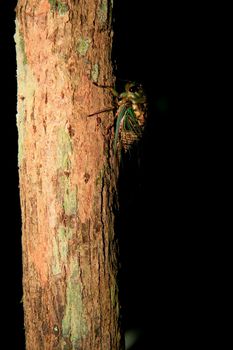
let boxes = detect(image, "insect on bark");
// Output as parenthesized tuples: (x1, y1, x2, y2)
(88, 81, 147, 159)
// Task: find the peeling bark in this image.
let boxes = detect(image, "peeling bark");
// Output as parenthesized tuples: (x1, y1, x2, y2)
(15, 0, 123, 349)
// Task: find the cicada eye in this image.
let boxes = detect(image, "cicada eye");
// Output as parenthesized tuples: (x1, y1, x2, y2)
(129, 83, 144, 94)
(129, 85, 138, 93)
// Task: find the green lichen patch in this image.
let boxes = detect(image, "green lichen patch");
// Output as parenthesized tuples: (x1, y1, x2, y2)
(62, 258, 88, 347)
(58, 226, 73, 256)
(52, 226, 74, 275)
(57, 2, 68, 15)
(57, 128, 72, 171)
(91, 63, 99, 83)
(49, 0, 69, 15)
(17, 120, 25, 166)
(48, 0, 56, 11)
(14, 21, 27, 65)
(19, 33, 27, 65)
(98, 0, 108, 24)
(76, 38, 91, 57)
(63, 184, 77, 216)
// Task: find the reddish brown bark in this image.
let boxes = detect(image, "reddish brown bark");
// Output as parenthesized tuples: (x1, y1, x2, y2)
(15, 0, 123, 349)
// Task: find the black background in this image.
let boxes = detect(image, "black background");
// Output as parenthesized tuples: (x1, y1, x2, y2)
(0, 1, 207, 349)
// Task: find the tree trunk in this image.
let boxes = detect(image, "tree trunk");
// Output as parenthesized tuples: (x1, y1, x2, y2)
(15, 0, 123, 349)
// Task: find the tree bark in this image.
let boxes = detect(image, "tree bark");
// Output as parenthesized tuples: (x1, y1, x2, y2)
(15, 0, 123, 349)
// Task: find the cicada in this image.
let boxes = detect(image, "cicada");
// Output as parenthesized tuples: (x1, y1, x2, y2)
(89, 81, 147, 158)
(113, 82, 147, 155)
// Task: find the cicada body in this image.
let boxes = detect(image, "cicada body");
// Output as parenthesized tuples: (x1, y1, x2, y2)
(114, 82, 147, 156)
(88, 81, 147, 159)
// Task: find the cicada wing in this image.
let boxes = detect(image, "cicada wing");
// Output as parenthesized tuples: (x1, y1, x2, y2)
(114, 101, 147, 160)
(113, 104, 129, 154)
(124, 109, 142, 137)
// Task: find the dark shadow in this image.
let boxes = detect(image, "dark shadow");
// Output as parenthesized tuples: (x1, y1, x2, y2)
(114, 95, 171, 349)
(112, 1, 173, 348)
